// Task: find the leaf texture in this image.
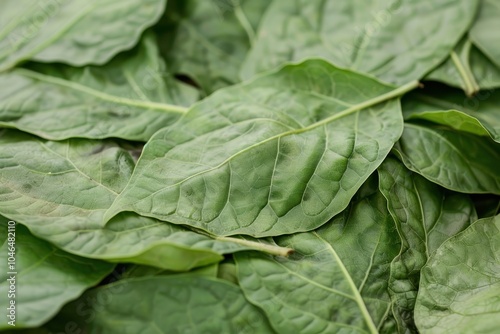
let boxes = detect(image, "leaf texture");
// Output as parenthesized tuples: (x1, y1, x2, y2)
(106, 59, 413, 237)
(394, 124, 500, 194)
(414, 214, 500, 333)
(234, 178, 400, 333)
(0, 222, 114, 329)
(0, 0, 166, 71)
(378, 158, 476, 333)
(0, 130, 260, 271)
(0, 33, 197, 141)
(241, 0, 478, 85)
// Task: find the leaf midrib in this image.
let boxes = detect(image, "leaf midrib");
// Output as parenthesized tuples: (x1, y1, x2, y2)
(313, 232, 378, 334)
(15, 68, 188, 114)
(132, 81, 417, 194)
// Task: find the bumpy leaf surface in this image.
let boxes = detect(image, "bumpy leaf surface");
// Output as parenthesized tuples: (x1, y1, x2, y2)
(107, 59, 411, 237)
(0, 130, 256, 271)
(235, 178, 400, 334)
(241, 0, 478, 85)
(0, 0, 166, 71)
(48, 277, 275, 334)
(415, 215, 500, 333)
(0, 33, 197, 141)
(378, 158, 476, 332)
(0, 222, 114, 329)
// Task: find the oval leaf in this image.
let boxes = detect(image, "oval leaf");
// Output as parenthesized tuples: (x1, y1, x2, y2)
(0, 130, 266, 271)
(106, 59, 414, 237)
(415, 214, 500, 333)
(402, 87, 500, 143)
(241, 0, 478, 85)
(0, 221, 114, 330)
(393, 124, 500, 194)
(378, 158, 476, 332)
(47, 277, 275, 334)
(0, 33, 197, 141)
(0, 0, 166, 71)
(234, 179, 400, 333)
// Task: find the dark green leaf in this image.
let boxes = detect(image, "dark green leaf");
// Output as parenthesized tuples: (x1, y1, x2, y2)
(160, 0, 270, 94)
(393, 124, 500, 194)
(378, 158, 476, 332)
(402, 87, 500, 143)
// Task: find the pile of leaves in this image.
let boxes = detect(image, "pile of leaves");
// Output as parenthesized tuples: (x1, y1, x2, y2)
(1, 0, 499, 333)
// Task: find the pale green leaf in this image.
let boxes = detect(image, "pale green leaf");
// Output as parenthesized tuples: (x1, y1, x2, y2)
(414, 214, 500, 334)
(241, 0, 478, 85)
(0, 33, 197, 141)
(106, 59, 415, 237)
(0, 0, 166, 71)
(402, 88, 500, 143)
(393, 124, 500, 194)
(0, 130, 276, 271)
(234, 178, 400, 334)
(378, 158, 476, 333)
(160, 0, 270, 94)
(0, 222, 114, 330)
(47, 277, 275, 334)
(470, 0, 500, 68)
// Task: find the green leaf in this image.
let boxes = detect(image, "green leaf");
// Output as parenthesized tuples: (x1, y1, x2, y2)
(241, 0, 478, 85)
(426, 38, 500, 96)
(47, 276, 275, 334)
(470, 0, 500, 68)
(160, 0, 270, 94)
(414, 214, 500, 333)
(0, 130, 278, 271)
(0, 33, 197, 141)
(106, 59, 415, 237)
(378, 158, 476, 333)
(120, 263, 219, 279)
(0, 221, 114, 329)
(402, 87, 500, 143)
(234, 177, 400, 333)
(0, 0, 166, 71)
(393, 124, 500, 194)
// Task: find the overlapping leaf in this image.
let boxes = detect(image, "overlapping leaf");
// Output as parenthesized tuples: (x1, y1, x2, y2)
(0, 0, 166, 71)
(0, 33, 197, 141)
(378, 158, 476, 333)
(234, 178, 400, 333)
(46, 277, 275, 334)
(0, 222, 114, 329)
(241, 0, 478, 85)
(0, 130, 281, 271)
(402, 87, 500, 143)
(470, 0, 500, 68)
(414, 214, 500, 333)
(106, 59, 413, 237)
(393, 124, 500, 194)
(159, 0, 270, 94)
(426, 38, 500, 96)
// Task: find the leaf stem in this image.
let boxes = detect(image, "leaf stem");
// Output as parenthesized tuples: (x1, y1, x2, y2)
(16, 68, 189, 114)
(450, 47, 479, 97)
(233, 1, 256, 46)
(216, 236, 294, 257)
